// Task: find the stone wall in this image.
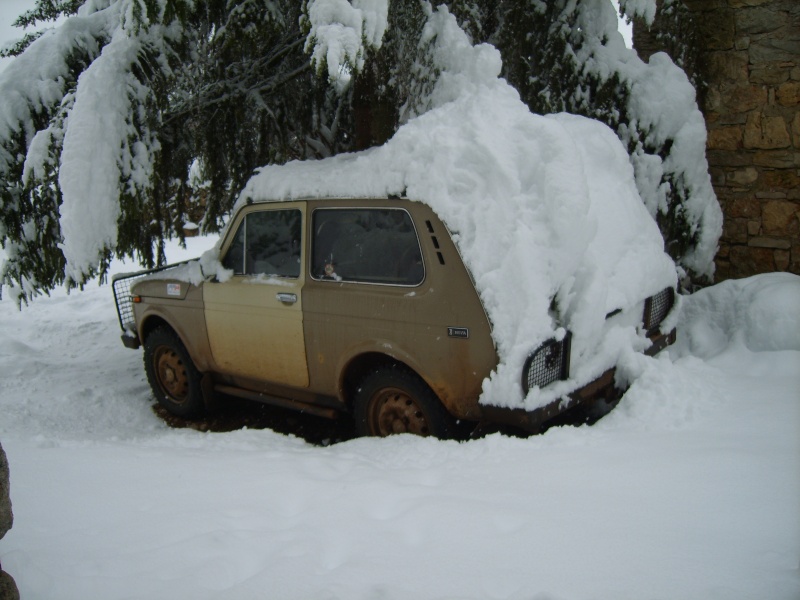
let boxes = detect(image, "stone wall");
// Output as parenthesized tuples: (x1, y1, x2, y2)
(636, 0, 800, 281)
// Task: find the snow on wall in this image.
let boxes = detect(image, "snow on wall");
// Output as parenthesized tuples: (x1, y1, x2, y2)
(236, 7, 677, 410)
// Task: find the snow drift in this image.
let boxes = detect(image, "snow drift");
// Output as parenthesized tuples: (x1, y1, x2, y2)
(673, 272, 800, 359)
(0, 238, 798, 599)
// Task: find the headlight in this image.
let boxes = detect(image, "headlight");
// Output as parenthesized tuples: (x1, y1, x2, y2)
(643, 287, 675, 333)
(522, 333, 571, 394)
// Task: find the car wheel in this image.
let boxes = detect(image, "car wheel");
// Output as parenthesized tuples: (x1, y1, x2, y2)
(354, 367, 455, 438)
(143, 327, 204, 419)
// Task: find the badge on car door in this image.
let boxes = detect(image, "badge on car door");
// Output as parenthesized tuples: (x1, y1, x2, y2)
(448, 327, 469, 339)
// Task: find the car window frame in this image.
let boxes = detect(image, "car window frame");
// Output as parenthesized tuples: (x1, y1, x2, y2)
(220, 205, 304, 279)
(309, 206, 426, 288)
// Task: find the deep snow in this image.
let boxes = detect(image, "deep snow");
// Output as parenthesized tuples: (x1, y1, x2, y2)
(0, 236, 798, 600)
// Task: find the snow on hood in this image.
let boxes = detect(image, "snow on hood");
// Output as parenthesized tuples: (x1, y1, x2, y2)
(234, 78, 677, 410)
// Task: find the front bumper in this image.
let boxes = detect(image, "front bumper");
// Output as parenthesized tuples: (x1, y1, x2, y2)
(482, 328, 676, 434)
(121, 333, 141, 350)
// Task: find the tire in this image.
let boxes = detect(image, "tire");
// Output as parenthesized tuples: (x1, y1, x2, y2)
(354, 366, 456, 439)
(143, 327, 205, 419)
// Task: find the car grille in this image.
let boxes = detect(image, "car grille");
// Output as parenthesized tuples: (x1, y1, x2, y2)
(112, 273, 147, 332)
(111, 260, 193, 332)
(643, 287, 675, 333)
(522, 333, 572, 394)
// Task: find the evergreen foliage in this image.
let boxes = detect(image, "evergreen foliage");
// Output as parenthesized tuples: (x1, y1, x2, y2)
(0, 0, 717, 304)
(644, 0, 702, 92)
(0, 0, 350, 303)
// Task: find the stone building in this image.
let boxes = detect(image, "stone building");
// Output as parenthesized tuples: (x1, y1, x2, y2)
(635, 0, 799, 281)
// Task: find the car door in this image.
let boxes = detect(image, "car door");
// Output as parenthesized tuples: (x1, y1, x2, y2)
(302, 203, 430, 389)
(203, 202, 309, 388)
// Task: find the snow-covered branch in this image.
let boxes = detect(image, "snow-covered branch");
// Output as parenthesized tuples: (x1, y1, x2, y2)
(163, 34, 309, 126)
(303, 0, 389, 91)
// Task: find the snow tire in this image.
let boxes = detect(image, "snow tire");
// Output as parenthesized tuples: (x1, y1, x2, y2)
(354, 366, 456, 439)
(143, 326, 205, 419)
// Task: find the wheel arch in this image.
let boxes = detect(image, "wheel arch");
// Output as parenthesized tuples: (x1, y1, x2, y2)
(339, 350, 466, 417)
(139, 315, 196, 371)
(340, 352, 418, 410)
(138, 312, 212, 372)
(350, 359, 459, 438)
(140, 315, 172, 344)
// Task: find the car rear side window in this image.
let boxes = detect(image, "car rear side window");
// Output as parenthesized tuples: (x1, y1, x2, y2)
(312, 208, 424, 286)
(222, 209, 302, 277)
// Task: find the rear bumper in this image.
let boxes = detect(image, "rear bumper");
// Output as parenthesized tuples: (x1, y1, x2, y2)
(482, 328, 676, 434)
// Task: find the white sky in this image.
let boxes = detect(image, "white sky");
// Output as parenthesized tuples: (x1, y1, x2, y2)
(0, 0, 36, 72)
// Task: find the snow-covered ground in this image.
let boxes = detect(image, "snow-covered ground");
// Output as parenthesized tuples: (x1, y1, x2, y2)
(0, 236, 798, 600)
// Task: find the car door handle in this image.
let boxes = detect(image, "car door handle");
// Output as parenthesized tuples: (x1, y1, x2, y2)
(276, 293, 297, 304)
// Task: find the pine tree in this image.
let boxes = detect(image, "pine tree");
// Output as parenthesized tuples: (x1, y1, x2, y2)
(0, 0, 720, 305)
(0, 0, 348, 303)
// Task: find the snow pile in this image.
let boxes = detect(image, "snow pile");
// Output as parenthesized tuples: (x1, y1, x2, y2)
(673, 272, 800, 359)
(238, 7, 677, 410)
(605, 272, 800, 434)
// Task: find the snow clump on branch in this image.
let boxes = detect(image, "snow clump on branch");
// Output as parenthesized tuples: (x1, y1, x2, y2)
(0, 0, 185, 298)
(303, 0, 389, 90)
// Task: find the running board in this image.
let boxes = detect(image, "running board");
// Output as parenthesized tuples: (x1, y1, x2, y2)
(214, 384, 340, 420)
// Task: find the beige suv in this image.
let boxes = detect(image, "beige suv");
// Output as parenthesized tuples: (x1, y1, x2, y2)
(113, 196, 676, 438)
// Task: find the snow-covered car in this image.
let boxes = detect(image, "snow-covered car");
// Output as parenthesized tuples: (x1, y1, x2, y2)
(112, 64, 681, 438)
(113, 193, 676, 438)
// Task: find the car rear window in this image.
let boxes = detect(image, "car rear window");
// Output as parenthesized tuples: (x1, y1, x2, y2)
(311, 208, 424, 286)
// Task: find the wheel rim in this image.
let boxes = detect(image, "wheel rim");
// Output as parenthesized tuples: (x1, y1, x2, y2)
(153, 346, 189, 403)
(369, 386, 430, 436)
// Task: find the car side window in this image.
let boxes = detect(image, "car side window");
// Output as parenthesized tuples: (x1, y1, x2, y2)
(222, 209, 302, 278)
(312, 208, 424, 286)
